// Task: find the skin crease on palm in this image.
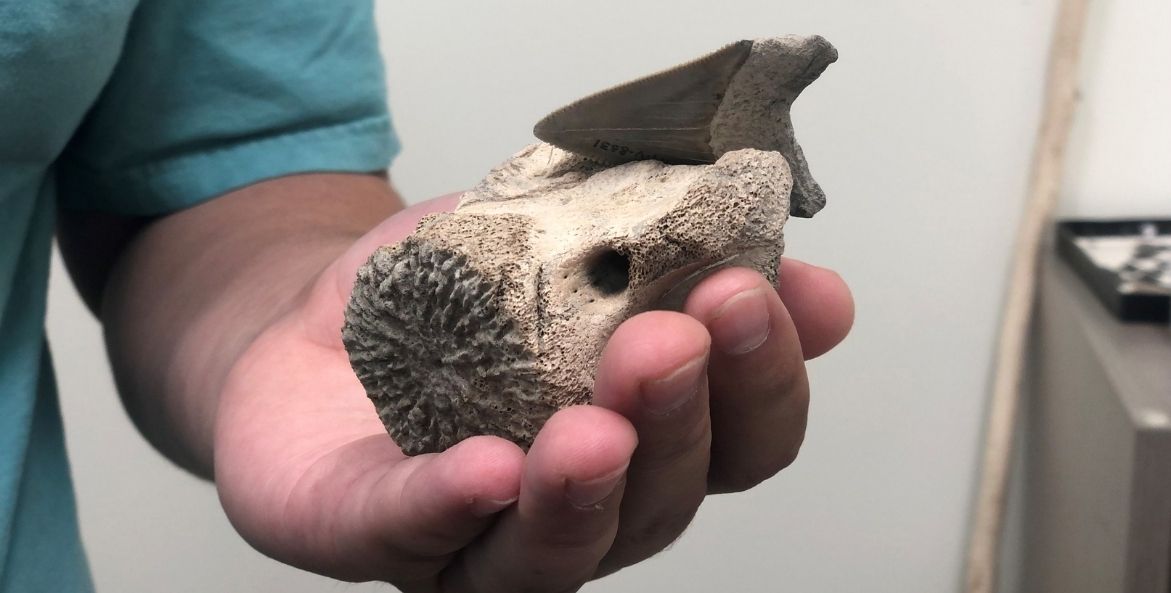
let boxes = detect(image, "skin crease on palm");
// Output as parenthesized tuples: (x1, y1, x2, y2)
(72, 174, 853, 593)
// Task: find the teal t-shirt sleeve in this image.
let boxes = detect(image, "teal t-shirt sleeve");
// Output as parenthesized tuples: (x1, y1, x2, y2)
(56, 0, 399, 216)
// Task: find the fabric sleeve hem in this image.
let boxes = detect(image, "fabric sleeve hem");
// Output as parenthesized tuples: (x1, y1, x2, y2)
(58, 114, 399, 216)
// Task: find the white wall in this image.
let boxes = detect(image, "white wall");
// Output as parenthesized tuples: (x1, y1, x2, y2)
(48, 1, 1168, 592)
(1060, 0, 1171, 218)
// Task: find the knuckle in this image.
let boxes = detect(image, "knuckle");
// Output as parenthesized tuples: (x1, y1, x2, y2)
(614, 508, 698, 553)
(723, 355, 807, 412)
(712, 465, 770, 493)
(538, 526, 606, 552)
(768, 360, 808, 403)
(774, 435, 805, 471)
(638, 415, 712, 473)
(711, 439, 804, 493)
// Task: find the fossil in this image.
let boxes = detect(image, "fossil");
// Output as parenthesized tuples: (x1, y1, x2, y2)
(343, 36, 837, 455)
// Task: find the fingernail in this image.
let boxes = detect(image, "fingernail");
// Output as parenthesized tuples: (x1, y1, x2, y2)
(642, 357, 705, 415)
(710, 288, 771, 355)
(565, 464, 627, 510)
(471, 496, 518, 517)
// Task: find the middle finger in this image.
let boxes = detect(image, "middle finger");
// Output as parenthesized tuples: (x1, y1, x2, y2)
(591, 311, 713, 575)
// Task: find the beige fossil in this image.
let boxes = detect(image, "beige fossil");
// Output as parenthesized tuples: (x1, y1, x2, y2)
(343, 36, 834, 455)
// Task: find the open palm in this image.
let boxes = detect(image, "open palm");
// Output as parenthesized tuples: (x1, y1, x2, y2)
(211, 194, 854, 593)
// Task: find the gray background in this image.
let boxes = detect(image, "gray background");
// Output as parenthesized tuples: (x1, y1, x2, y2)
(46, 0, 1171, 591)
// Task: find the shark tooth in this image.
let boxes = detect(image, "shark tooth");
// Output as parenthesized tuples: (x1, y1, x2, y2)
(535, 36, 837, 217)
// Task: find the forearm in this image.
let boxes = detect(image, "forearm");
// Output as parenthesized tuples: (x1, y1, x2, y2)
(93, 173, 403, 475)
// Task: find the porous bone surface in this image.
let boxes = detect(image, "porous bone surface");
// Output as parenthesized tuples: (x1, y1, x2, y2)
(344, 145, 792, 454)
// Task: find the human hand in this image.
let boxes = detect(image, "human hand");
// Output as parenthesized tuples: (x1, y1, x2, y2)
(213, 193, 853, 592)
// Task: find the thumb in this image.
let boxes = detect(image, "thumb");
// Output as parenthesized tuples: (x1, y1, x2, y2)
(275, 434, 525, 584)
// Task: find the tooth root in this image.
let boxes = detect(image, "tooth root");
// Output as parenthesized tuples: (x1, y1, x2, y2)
(710, 36, 837, 217)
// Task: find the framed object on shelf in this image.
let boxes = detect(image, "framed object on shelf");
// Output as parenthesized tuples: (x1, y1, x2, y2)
(1056, 219, 1171, 323)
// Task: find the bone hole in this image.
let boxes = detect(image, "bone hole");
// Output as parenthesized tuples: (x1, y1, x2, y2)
(585, 249, 630, 295)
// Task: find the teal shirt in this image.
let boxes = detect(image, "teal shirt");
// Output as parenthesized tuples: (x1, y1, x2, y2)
(0, 2, 398, 590)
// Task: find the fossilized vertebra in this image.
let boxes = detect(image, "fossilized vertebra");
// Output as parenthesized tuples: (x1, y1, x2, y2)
(343, 36, 835, 455)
